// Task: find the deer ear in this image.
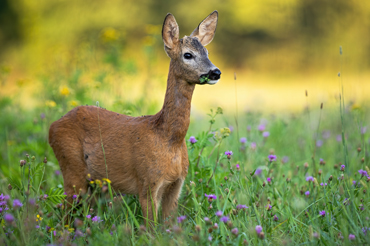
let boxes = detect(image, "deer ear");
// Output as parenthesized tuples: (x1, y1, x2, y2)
(190, 10, 218, 46)
(162, 13, 179, 49)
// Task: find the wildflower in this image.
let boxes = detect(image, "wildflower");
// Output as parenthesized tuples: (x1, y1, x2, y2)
(86, 214, 91, 219)
(204, 217, 211, 225)
(320, 182, 328, 186)
(231, 227, 238, 235)
(55, 170, 61, 176)
(262, 131, 270, 138)
(319, 210, 326, 217)
(319, 158, 325, 165)
(102, 178, 111, 183)
(73, 195, 77, 200)
(336, 135, 342, 142)
(282, 156, 289, 164)
(313, 232, 319, 239)
(236, 204, 248, 210)
(306, 176, 314, 182)
(258, 124, 266, 132)
(316, 140, 323, 147)
(273, 215, 278, 221)
(268, 155, 277, 162)
(215, 211, 223, 217)
(348, 234, 355, 240)
(213, 223, 219, 229)
(60, 86, 70, 96)
(177, 215, 186, 223)
(240, 137, 247, 144)
(266, 204, 272, 211)
(166, 229, 171, 233)
(4, 213, 14, 223)
(45, 100, 56, 108)
(236, 163, 240, 170)
(20, 160, 26, 167)
(305, 191, 310, 197)
(13, 199, 23, 209)
(208, 236, 212, 241)
(35, 225, 40, 229)
(255, 225, 263, 234)
(340, 165, 345, 171)
(225, 151, 233, 159)
(43, 194, 48, 199)
(229, 126, 234, 132)
(254, 168, 262, 176)
(220, 216, 229, 223)
(189, 136, 197, 144)
(205, 194, 217, 202)
(36, 214, 43, 222)
(358, 169, 368, 177)
(251, 142, 257, 150)
(92, 216, 103, 223)
(352, 181, 357, 185)
(361, 126, 367, 135)
(247, 125, 251, 132)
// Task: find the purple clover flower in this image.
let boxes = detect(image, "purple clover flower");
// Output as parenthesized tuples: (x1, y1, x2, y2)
(266, 204, 272, 210)
(236, 204, 248, 210)
(305, 191, 310, 196)
(361, 126, 367, 135)
(231, 227, 238, 235)
(258, 124, 266, 132)
(225, 151, 233, 157)
(177, 215, 186, 223)
(255, 168, 262, 176)
(358, 169, 368, 177)
(215, 211, 223, 217)
(273, 215, 278, 221)
(55, 170, 61, 176)
(13, 199, 23, 209)
(306, 176, 314, 182)
(282, 156, 289, 164)
(267, 177, 272, 183)
(189, 136, 197, 144)
(208, 236, 212, 241)
(262, 131, 270, 138)
(336, 135, 342, 142)
(229, 126, 234, 132)
(220, 216, 229, 223)
(251, 142, 256, 150)
(92, 216, 103, 223)
(268, 155, 277, 162)
(240, 137, 247, 144)
(86, 214, 91, 219)
(316, 140, 323, 147)
(340, 165, 345, 171)
(349, 234, 355, 240)
(73, 195, 77, 200)
(4, 213, 14, 223)
(255, 225, 263, 234)
(205, 194, 217, 200)
(319, 210, 326, 217)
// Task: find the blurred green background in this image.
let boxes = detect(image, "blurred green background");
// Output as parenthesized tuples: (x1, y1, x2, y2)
(0, 0, 369, 112)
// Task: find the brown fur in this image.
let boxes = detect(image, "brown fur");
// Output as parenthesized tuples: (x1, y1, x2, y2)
(48, 11, 220, 226)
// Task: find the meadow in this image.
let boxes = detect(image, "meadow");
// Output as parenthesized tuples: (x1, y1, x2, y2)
(1, 49, 370, 245)
(1, 1, 370, 245)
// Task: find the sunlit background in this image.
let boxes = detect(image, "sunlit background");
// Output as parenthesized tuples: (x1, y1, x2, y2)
(1, 0, 370, 114)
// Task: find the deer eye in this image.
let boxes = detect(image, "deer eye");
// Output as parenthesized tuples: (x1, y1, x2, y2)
(184, 53, 193, 59)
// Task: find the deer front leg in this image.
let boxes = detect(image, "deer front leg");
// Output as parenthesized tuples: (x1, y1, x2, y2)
(139, 185, 159, 229)
(162, 179, 184, 221)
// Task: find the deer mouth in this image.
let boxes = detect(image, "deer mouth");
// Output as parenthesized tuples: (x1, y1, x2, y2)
(199, 69, 221, 85)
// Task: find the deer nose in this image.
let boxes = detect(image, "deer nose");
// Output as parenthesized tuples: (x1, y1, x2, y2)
(208, 69, 221, 80)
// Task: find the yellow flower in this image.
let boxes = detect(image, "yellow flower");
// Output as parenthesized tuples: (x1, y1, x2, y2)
(351, 104, 361, 111)
(68, 228, 75, 232)
(36, 214, 43, 222)
(64, 225, 69, 228)
(100, 27, 119, 42)
(45, 100, 56, 108)
(69, 100, 78, 107)
(60, 86, 70, 96)
(220, 127, 231, 138)
(95, 179, 102, 187)
(102, 178, 111, 184)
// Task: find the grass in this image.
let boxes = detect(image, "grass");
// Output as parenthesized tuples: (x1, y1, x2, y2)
(0, 43, 369, 245)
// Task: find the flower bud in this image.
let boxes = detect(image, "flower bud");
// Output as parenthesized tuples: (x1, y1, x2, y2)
(43, 157, 47, 164)
(8, 184, 12, 190)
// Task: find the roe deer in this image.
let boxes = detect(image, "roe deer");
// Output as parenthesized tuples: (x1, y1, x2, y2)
(49, 11, 221, 225)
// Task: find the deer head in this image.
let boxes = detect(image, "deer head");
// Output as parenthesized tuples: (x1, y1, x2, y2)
(162, 11, 221, 85)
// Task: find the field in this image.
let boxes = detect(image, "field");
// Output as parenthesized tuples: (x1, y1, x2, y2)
(1, 1, 370, 245)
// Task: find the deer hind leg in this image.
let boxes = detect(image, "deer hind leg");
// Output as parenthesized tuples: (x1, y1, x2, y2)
(161, 179, 184, 221)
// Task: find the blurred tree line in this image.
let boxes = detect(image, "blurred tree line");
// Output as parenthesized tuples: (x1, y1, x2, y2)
(0, 0, 369, 73)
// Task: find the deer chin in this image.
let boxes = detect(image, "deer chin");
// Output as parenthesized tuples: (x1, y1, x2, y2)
(206, 79, 219, 85)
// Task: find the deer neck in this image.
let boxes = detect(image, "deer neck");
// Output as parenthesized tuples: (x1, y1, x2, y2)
(155, 60, 195, 145)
